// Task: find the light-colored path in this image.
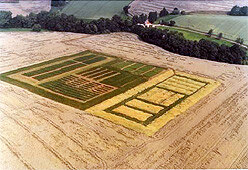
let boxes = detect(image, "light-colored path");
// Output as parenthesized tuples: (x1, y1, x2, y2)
(0, 31, 248, 169)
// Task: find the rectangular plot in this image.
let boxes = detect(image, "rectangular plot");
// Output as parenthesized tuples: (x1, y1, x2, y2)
(143, 67, 164, 77)
(40, 81, 97, 101)
(123, 63, 144, 72)
(126, 99, 164, 114)
(135, 65, 154, 75)
(83, 56, 106, 64)
(23, 60, 76, 77)
(160, 81, 196, 94)
(113, 105, 152, 122)
(161, 94, 185, 106)
(138, 87, 174, 105)
(157, 83, 192, 95)
(34, 63, 86, 81)
(94, 71, 118, 80)
(101, 72, 137, 87)
(74, 55, 96, 62)
(173, 75, 206, 87)
(112, 61, 134, 69)
(169, 77, 203, 89)
(78, 67, 104, 76)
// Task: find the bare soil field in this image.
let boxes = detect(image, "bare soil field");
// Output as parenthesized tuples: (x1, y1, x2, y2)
(0, 31, 248, 169)
(0, 0, 51, 16)
(129, 0, 248, 16)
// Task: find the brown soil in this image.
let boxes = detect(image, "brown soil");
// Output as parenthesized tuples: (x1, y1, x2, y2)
(0, 31, 248, 169)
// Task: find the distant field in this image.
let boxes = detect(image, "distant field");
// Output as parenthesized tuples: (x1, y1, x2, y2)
(157, 26, 233, 46)
(60, 0, 131, 19)
(129, 0, 248, 16)
(169, 14, 248, 45)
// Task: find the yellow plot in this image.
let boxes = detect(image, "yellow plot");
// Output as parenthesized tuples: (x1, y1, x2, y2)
(113, 105, 152, 121)
(125, 99, 164, 114)
(161, 94, 185, 106)
(138, 87, 174, 104)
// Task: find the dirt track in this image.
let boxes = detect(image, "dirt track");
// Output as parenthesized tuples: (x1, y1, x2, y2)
(0, 31, 248, 169)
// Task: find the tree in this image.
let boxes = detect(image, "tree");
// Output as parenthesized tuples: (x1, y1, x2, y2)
(235, 37, 244, 45)
(0, 11, 12, 28)
(240, 6, 248, 16)
(32, 24, 41, 32)
(207, 29, 213, 37)
(229, 5, 248, 16)
(123, 6, 130, 15)
(181, 11, 186, 15)
(159, 8, 169, 17)
(168, 20, 176, 26)
(51, 0, 66, 7)
(148, 11, 157, 23)
(171, 8, 180, 15)
(217, 33, 223, 40)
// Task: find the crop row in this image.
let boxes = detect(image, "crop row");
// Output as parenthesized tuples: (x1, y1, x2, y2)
(83, 56, 106, 64)
(40, 81, 98, 101)
(74, 54, 96, 62)
(101, 71, 140, 87)
(34, 63, 86, 81)
(23, 60, 76, 77)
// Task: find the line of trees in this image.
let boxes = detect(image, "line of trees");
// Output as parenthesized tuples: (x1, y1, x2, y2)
(228, 5, 248, 16)
(0, 10, 247, 65)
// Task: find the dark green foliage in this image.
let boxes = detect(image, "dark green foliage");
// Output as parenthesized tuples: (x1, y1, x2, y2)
(235, 37, 244, 45)
(2, 10, 247, 65)
(181, 11, 186, 15)
(171, 8, 180, 15)
(159, 8, 169, 17)
(217, 33, 223, 40)
(207, 29, 213, 37)
(51, 0, 66, 7)
(123, 5, 130, 15)
(229, 5, 248, 16)
(32, 24, 41, 32)
(0, 11, 12, 28)
(137, 27, 246, 64)
(148, 11, 158, 23)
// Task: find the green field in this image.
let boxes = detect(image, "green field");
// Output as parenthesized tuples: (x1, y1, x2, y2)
(168, 14, 248, 45)
(0, 50, 164, 110)
(60, 0, 131, 20)
(157, 26, 233, 46)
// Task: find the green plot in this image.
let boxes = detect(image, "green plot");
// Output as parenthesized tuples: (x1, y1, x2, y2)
(112, 61, 134, 69)
(135, 65, 154, 75)
(83, 56, 106, 64)
(34, 63, 86, 81)
(123, 63, 144, 72)
(74, 55, 96, 62)
(23, 60, 76, 77)
(101, 71, 140, 87)
(143, 67, 164, 77)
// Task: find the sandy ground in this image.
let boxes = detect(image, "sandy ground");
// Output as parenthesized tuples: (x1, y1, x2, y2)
(0, 31, 248, 169)
(129, 0, 248, 16)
